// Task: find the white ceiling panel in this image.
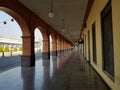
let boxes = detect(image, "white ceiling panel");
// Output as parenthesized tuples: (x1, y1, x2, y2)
(19, 0, 88, 44)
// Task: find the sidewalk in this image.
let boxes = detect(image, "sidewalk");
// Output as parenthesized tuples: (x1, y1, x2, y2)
(0, 53, 42, 73)
(0, 51, 111, 90)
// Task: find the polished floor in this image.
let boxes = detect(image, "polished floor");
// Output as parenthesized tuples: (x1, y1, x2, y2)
(0, 51, 110, 90)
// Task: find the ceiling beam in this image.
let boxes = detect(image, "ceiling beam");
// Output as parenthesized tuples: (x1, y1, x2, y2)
(79, 0, 94, 39)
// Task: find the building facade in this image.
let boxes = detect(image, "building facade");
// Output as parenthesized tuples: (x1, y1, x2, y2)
(81, 0, 120, 89)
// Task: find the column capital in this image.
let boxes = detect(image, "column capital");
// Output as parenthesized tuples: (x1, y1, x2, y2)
(21, 36, 31, 38)
(42, 39, 48, 42)
(52, 41, 56, 43)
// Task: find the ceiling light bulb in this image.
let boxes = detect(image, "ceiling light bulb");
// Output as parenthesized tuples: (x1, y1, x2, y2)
(80, 39, 82, 42)
(62, 28, 65, 32)
(69, 37, 71, 39)
(49, 11, 55, 18)
(66, 35, 69, 37)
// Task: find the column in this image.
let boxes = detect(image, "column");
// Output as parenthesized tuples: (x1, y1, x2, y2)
(52, 41, 57, 56)
(42, 39, 50, 59)
(21, 36, 35, 67)
(57, 39, 61, 55)
(60, 38, 63, 54)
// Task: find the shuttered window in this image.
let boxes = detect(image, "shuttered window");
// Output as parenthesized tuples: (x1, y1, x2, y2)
(88, 30, 90, 62)
(101, 1, 114, 77)
(84, 35, 86, 58)
(92, 22, 97, 64)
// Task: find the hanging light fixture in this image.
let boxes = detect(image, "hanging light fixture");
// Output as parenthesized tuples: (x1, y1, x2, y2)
(62, 18, 65, 32)
(48, 0, 55, 18)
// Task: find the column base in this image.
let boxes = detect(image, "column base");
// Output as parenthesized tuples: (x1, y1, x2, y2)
(57, 50, 61, 55)
(21, 55, 35, 67)
(51, 51, 57, 56)
(61, 50, 64, 54)
(42, 52, 50, 60)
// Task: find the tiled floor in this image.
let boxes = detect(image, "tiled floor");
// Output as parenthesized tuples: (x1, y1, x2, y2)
(0, 51, 110, 90)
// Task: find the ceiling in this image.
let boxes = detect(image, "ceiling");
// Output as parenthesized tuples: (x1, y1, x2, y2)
(19, 0, 88, 45)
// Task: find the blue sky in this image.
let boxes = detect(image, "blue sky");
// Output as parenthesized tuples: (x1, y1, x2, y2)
(0, 11, 42, 39)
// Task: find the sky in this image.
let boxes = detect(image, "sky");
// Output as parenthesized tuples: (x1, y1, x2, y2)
(0, 11, 42, 39)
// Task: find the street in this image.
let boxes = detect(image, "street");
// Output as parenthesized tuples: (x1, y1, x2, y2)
(0, 53, 42, 73)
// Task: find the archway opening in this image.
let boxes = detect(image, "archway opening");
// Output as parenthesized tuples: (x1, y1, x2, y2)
(57, 36, 61, 55)
(34, 28, 43, 59)
(49, 35, 52, 56)
(0, 7, 32, 66)
(0, 11, 22, 58)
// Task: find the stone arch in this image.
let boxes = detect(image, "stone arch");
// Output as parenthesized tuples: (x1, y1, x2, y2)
(49, 35, 52, 52)
(49, 33, 57, 56)
(35, 26, 50, 59)
(49, 33, 56, 42)
(37, 26, 48, 41)
(0, 7, 30, 36)
(57, 35, 61, 55)
(0, 7, 33, 66)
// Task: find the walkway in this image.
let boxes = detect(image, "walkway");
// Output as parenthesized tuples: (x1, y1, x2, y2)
(0, 51, 110, 90)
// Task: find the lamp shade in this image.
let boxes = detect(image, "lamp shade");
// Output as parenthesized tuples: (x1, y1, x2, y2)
(48, 11, 55, 18)
(62, 28, 65, 32)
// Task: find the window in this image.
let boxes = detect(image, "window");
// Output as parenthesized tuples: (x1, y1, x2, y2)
(84, 35, 86, 58)
(88, 30, 90, 63)
(101, 1, 114, 77)
(92, 22, 97, 64)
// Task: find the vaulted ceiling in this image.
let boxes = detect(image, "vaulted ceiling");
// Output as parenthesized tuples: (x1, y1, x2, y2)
(19, 0, 88, 45)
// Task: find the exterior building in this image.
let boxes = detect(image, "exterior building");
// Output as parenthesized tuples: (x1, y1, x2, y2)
(34, 38, 42, 53)
(0, 37, 42, 56)
(81, 0, 120, 89)
(0, 37, 22, 56)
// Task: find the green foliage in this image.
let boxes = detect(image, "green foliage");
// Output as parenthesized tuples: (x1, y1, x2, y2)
(13, 47, 18, 52)
(0, 45, 3, 52)
(19, 46, 22, 51)
(4, 45, 10, 52)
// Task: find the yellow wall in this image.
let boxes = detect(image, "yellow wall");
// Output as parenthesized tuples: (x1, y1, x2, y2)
(82, 0, 120, 89)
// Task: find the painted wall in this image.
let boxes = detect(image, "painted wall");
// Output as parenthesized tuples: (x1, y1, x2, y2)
(82, 0, 120, 89)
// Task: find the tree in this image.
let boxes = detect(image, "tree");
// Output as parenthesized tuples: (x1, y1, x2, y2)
(13, 47, 18, 52)
(0, 45, 3, 52)
(4, 45, 10, 52)
(19, 46, 22, 51)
